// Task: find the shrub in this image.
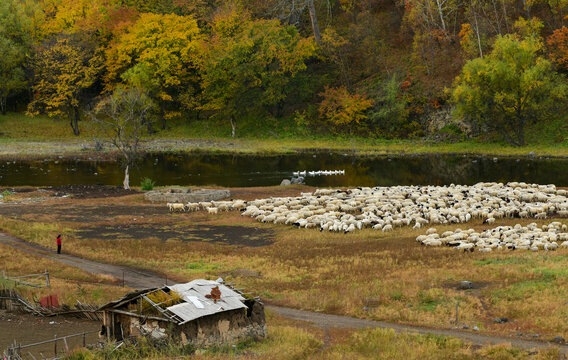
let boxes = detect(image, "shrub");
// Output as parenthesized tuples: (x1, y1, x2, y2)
(140, 177, 155, 191)
(318, 86, 373, 134)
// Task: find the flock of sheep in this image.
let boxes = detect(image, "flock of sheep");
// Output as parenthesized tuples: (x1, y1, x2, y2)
(416, 222, 568, 252)
(167, 182, 567, 245)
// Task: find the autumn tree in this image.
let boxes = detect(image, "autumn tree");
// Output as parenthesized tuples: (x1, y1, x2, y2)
(104, 12, 203, 130)
(200, 8, 316, 137)
(548, 25, 568, 70)
(28, 35, 102, 135)
(90, 87, 155, 189)
(318, 86, 373, 133)
(453, 33, 567, 146)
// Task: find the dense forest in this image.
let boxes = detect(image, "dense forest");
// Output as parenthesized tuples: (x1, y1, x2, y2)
(1, 0, 568, 146)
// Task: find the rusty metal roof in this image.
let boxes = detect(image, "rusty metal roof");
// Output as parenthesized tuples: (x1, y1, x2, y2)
(165, 279, 246, 324)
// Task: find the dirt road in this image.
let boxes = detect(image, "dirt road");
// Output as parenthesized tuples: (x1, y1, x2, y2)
(0, 233, 168, 289)
(2, 232, 567, 353)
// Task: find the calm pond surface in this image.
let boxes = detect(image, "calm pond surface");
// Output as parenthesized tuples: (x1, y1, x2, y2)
(0, 153, 567, 187)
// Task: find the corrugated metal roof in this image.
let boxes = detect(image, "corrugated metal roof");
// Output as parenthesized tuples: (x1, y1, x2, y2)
(165, 280, 247, 324)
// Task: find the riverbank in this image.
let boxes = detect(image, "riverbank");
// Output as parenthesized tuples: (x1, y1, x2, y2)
(1, 112, 567, 159)
(2, 138, 568, 160)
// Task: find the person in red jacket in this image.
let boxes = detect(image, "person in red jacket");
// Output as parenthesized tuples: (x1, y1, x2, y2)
(56, 234, 62, 254)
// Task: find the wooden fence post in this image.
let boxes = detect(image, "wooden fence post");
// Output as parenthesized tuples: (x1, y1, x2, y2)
(455, 301, 459, 325)
(45, 269, 50, 288)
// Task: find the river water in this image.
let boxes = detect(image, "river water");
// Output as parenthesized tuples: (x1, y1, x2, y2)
(0, 153, 566, 187)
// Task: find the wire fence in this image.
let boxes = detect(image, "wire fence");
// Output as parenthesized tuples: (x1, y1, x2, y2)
(3, 330, 100, 360)
(1, 271, 50, 289)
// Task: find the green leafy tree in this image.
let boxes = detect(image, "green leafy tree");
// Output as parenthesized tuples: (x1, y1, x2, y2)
(452, 33, 567, 146)
(0, 38, 26, 115)
(0, 0, 37, 114)
(28, 35, 102, 135)
(367, 75, 408, 137)
(200, 8, 316, 137)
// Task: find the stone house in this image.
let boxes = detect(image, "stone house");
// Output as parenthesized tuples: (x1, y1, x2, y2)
(98, 279, 265, 347)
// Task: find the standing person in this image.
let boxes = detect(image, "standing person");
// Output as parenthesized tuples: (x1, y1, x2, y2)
(56, 234, 62, 254)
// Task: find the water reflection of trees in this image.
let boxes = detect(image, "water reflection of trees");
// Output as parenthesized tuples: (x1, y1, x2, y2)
(2, 154, 568, 187)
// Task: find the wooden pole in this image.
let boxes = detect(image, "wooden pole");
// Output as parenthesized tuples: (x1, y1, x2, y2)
(455, 301, 459, 325)
(54, 335, 57, 356)
(45, 269, 50, 287)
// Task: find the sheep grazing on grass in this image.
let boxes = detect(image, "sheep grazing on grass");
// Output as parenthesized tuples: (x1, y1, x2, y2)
(185, 202, 200, 212)
(233, 182, 567, 232)
(165, 182, 568, 235)
(207, 207, 219, 215)
(417, 221, 568, 252)
(167, 203, 185, 212)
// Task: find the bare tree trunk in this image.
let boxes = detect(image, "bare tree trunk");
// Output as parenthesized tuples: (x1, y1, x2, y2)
(70, 106, 80, 136)
(523, 0, 531, 19)
(474, 11, 483, 58)
(435, 0, 447, 31)
(307, 0, 322, 44)
(230, 115, 236, 138)
(123, 165, 130, 190)
(0, 96, 6, 115)
(501, 0, 510, 32)
(160, 101, 166, 130)
(491, 0, 502, 34)
(145, 115, 153, 134)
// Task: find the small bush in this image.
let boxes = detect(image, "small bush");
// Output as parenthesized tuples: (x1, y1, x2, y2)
(140, 178, 155, 191)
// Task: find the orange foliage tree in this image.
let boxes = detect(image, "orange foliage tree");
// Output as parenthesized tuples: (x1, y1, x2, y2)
(548, 26, 568, 70)
(318, 86, 373, 133)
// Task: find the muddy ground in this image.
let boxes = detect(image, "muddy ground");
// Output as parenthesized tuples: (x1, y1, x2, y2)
(0, 310, 100, 358)
(0, 185, 312, 247)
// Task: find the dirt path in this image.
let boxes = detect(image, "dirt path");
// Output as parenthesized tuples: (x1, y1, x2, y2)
(2, 232, 567, 353)
(0, 233, 168, 289)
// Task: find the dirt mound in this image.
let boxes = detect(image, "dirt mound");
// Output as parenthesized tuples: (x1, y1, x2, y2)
(43, 184, 138, 199)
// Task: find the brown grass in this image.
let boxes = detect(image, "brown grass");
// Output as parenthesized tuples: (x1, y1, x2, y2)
(0, 243, 129, 305)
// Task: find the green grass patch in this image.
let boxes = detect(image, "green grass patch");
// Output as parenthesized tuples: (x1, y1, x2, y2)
(494, 278, 555, 301)
(417, 290, 443, 312)
(184, 261, 222, 273)
(474, 257, 529, 266)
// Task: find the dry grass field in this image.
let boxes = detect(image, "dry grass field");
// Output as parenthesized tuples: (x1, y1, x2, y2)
(1, 185, 568, 358)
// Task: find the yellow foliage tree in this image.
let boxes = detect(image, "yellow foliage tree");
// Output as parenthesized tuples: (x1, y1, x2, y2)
(28, 35, 102, 135)
(104, 12, 203, 130)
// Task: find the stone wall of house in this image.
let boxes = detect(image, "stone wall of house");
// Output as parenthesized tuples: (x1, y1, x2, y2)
(107, 299, 266, 347)
(176, 301, 267, 347)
